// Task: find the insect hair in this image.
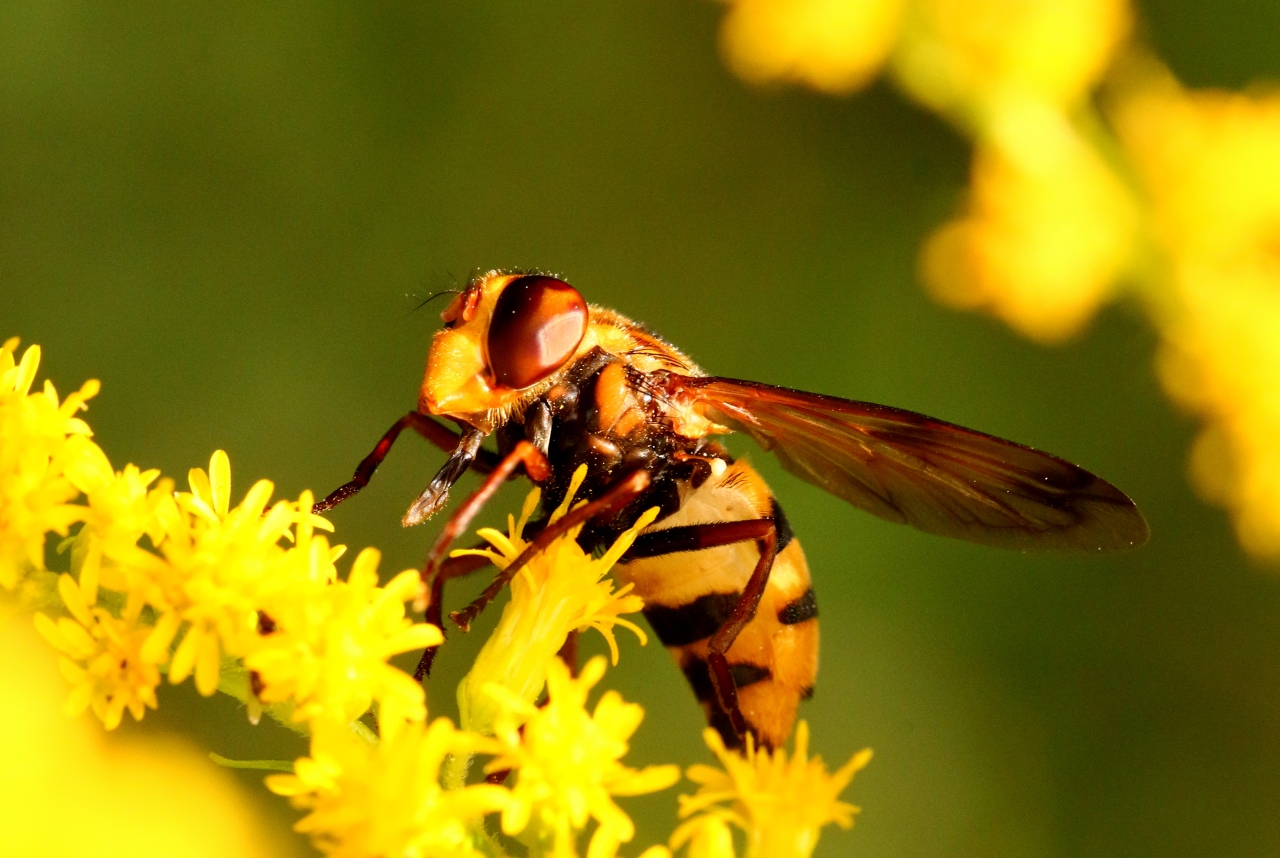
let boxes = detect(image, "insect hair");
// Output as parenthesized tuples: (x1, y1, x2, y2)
(409, 289, 461, 315)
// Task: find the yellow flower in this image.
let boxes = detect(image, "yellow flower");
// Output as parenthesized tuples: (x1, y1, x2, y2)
(634, 849, 676, 858)
(247, 545, 442, 727)
(670, 816, 736, 858)
(454, 467, 658, 738)
(1114, 65, 1280, 556)
(893, 0, 1131, 122)
(33, 572, 160, 729)
(674, 721, 871, 858)
(843, 0, 1137, 343)
(481, 656, 681, 858)
(0, 337, 101, 590)
(62, 436, 173, 587)
(129, 451, 333, 696)
(920, 133, 1138, 342)
(1, 620, 282, 858)
(1154, 285, 1280, 557)
(717, 0, 905, 95)
(1113, 62, 1280, 268)
(268, 717, 509, 858)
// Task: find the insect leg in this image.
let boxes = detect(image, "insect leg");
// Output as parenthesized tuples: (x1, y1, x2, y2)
(418, 440, 551, 593)
(624, 518, 778, 745)
(313, 411, 501, 513)
(402, 429, 491, 526)
(413, 550, 493, 680)
(449, 469, 652, 632)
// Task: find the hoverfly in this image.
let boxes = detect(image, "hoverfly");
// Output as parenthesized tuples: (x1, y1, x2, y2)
(314, 270, 1148, 749)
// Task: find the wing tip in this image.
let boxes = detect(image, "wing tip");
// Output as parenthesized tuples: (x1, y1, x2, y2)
(1076, 493, 1150, 554)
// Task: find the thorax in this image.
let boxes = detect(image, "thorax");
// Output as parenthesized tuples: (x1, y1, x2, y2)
(495, 321, 726, 545)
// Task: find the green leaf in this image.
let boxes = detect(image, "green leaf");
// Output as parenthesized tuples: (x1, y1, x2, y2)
(208, 752, 295, 773)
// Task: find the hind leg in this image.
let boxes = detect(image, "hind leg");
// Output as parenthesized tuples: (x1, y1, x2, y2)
(624, 519, 778, 746)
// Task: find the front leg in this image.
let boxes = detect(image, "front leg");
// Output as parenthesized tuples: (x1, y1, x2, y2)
(417, 440, 552, 588)
(314, 411, 500, 514)
(402, 428, 489, 526)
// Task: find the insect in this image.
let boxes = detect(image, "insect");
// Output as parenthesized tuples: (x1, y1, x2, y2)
(313, 270, 1148, 749)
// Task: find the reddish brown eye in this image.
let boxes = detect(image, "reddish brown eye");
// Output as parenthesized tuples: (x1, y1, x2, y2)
(487, 275, 588, 388)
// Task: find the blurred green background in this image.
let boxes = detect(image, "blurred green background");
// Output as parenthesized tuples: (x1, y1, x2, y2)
(5, 2, 1280, 856)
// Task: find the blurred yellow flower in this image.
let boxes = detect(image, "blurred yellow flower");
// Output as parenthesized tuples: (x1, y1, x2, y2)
(482, 656, 681, 858)
(0, 619, 279, 858)
(708, 0, 1280, 562)
(921, 132, 1137, 341)
(893, 0, 1130, 122)
(717, 0, 905, 95)
(455, 467, 657, 738)
(269, 715, 508, 858)
(1114, 66, 1280, 556)
(674, 721, 870, 858)
(670, 815, 737, 858)
(1113, 65, 1280, 266)
(0, 338, 100, 590)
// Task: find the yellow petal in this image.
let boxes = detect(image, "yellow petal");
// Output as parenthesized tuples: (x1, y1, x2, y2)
(14, 343, 41, 396)
(169, 625, 201, 684)
(194, 631, 222, 696)
(141, 611, 182, 665)
(209, 450, 232, 519)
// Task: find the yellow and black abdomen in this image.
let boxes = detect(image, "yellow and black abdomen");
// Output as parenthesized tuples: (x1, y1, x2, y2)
(615, 459, 818, 749)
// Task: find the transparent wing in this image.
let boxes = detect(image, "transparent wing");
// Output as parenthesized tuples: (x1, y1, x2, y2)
(681, 377, 1148, 552)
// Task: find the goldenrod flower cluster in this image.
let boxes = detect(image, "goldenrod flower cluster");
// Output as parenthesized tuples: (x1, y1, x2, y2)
(0, 337, 99, 592)
(479, 657, 680, 857)
(2, 335, 437, 731)
(717, 0, 1133, 337)
(1112, 64, 1280, 557)
(713, 1, 1280, 559)
(675, 721, 872, 858)
(2, 338, 871, 858)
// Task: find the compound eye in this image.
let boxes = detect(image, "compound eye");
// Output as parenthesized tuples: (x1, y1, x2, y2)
(487, 276, 588, 388)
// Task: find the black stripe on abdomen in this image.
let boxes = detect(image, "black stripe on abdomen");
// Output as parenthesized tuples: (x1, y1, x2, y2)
(681, 657, 772, 703)
(770, 497, 793, 553)
(778, 587, 817, 625)
(644, 592, 739, 646)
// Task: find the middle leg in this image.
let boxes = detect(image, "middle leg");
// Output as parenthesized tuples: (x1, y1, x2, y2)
(449, 469, 653, 631)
